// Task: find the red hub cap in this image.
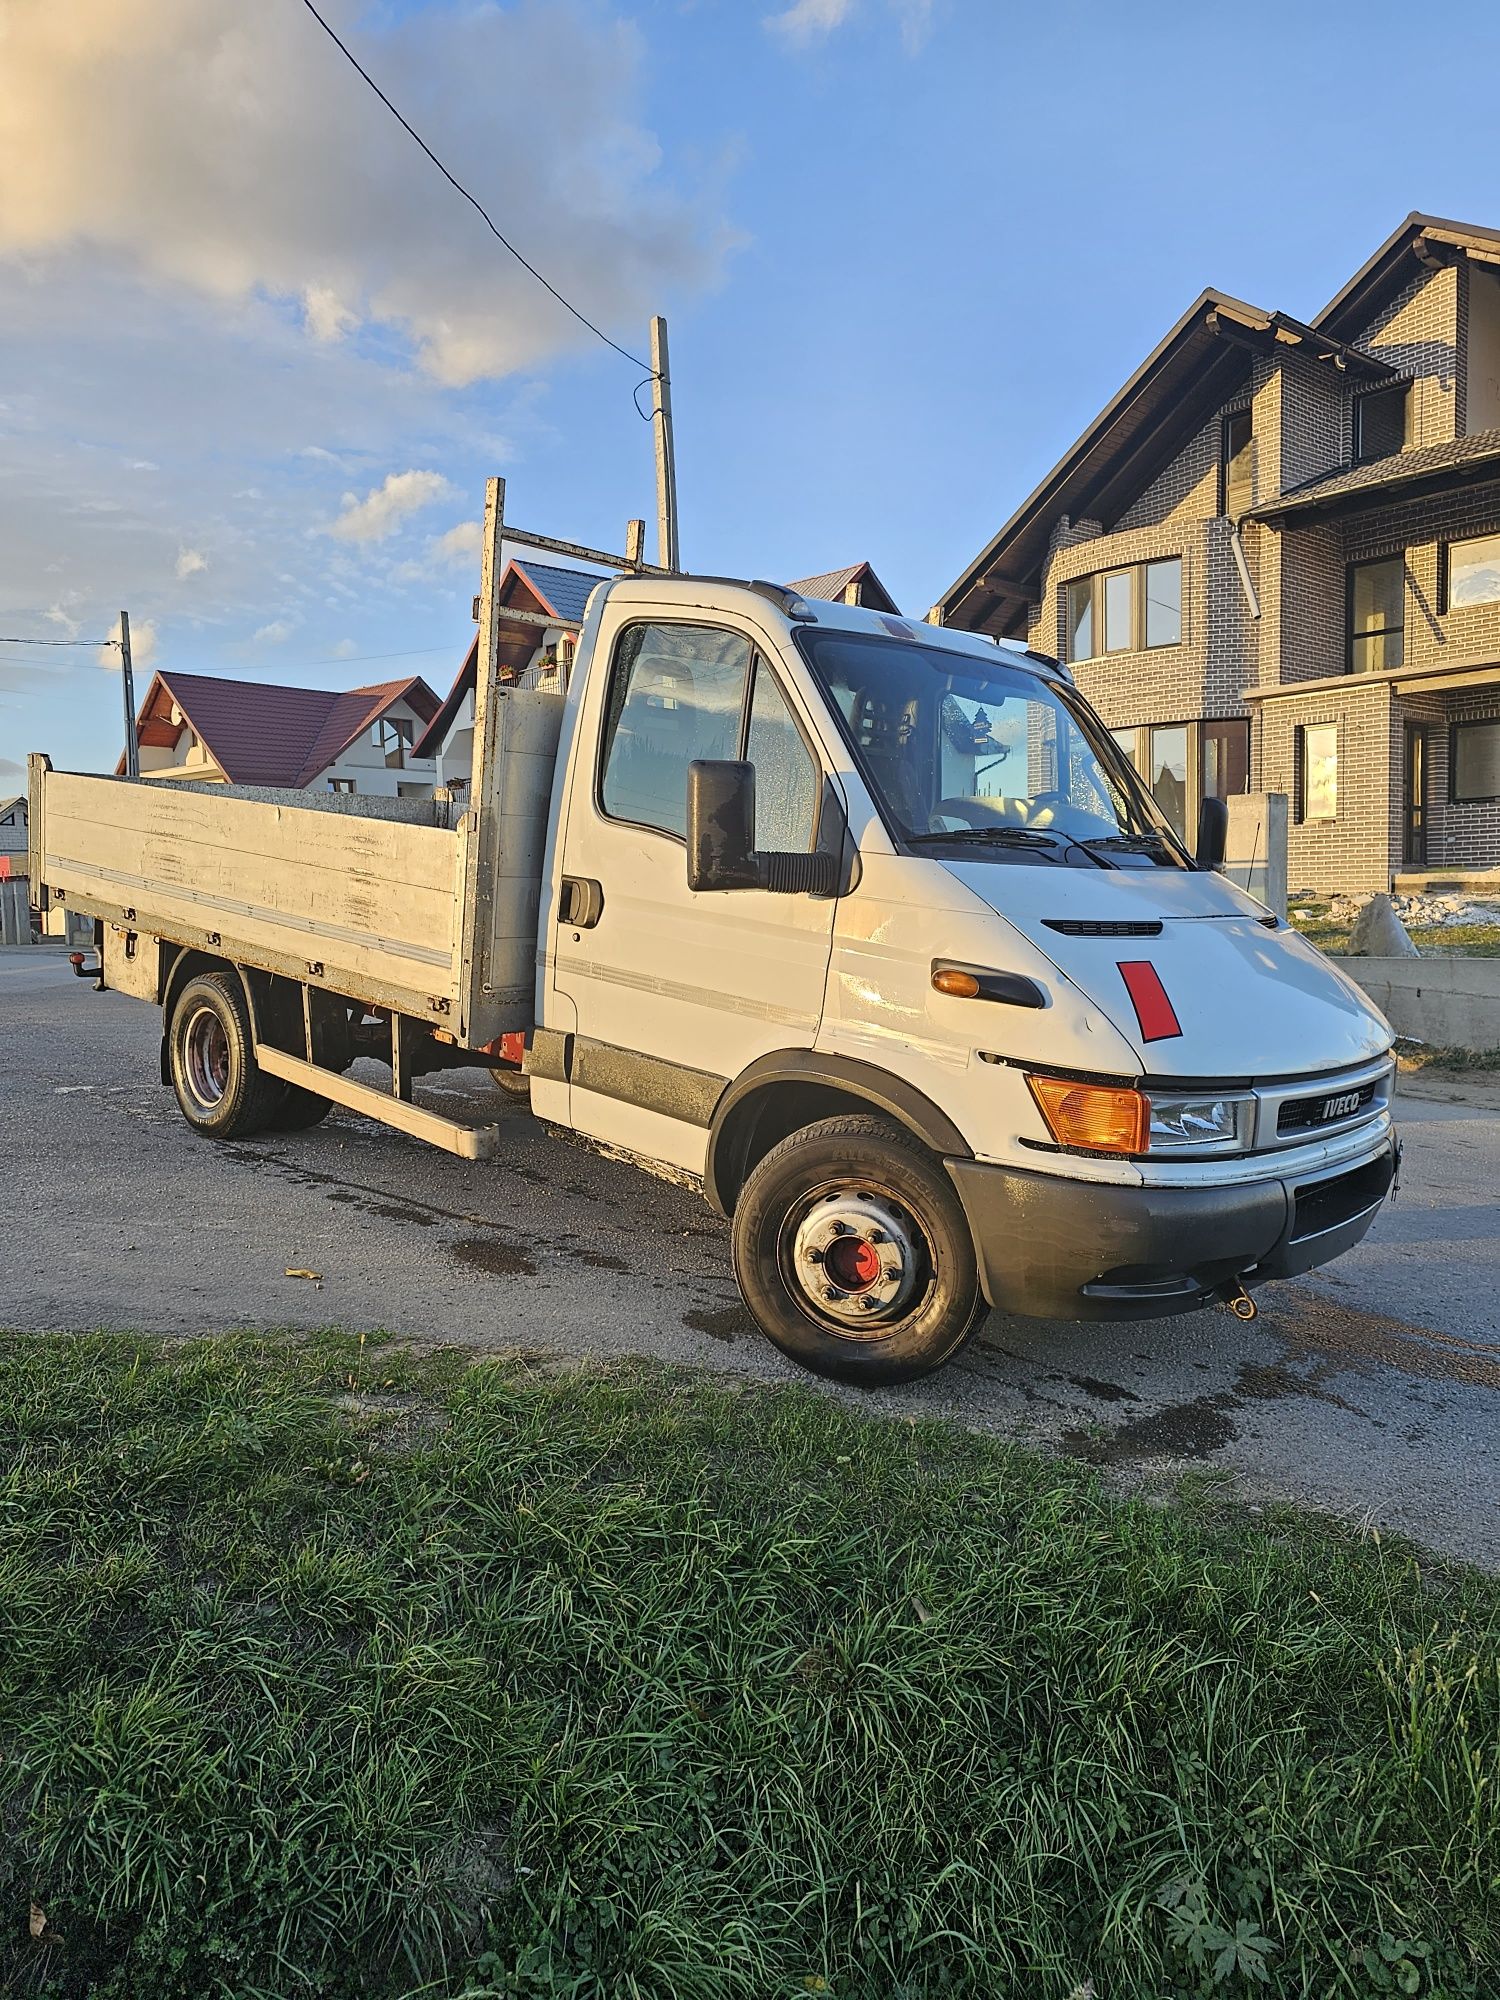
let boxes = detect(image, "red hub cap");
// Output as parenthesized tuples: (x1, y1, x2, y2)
(824, 1235, 883, 1292)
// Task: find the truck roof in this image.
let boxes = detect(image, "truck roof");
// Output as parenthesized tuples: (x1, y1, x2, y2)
(592, 574, 1067, 681)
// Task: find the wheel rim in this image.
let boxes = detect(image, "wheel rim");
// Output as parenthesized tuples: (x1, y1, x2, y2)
(181, 1004, 231, 1113)
(780, 1183, 930, 1339)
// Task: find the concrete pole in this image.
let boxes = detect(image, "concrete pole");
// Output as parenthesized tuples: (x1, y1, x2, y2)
(649, 317, 680, 573)
(119, 610, 140, 778)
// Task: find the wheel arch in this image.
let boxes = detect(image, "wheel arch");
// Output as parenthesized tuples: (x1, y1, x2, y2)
(158, 949, 273, 1083)
(705, 1050, 971, 1215)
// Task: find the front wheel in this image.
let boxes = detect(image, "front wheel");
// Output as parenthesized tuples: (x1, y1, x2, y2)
(731, 1114, 986, 1385)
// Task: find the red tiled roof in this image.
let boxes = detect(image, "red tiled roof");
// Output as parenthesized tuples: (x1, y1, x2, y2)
(123, 670, 440, 787)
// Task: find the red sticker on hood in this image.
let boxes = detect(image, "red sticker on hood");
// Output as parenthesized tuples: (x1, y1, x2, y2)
(1117, 960, 1182, 1042)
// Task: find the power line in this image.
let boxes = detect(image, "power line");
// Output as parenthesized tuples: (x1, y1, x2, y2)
(0, 634, 118, 647)
(296, 0, 655, 377)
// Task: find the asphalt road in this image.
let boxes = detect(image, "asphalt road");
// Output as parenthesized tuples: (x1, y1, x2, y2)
(5, 945, 1499, 1566)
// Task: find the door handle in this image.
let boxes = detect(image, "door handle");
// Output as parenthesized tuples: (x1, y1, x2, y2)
(560, 875, 604, 928)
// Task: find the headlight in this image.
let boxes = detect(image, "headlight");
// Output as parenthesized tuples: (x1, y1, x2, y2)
(1026, 1075, 1252, 1156)
(1145, 1093, 1251, 1152)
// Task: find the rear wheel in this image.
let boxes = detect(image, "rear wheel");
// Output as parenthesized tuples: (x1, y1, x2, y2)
(268, 1085, 333, 1130)
(168, 972, 283, 1139)
(488, 1065, 531, 1099)
(731, 1114, 986, 1385)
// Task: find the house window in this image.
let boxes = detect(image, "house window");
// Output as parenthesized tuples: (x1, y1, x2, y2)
(1101, 569, 1133, 653)
(1149, 724, 1190, 841)
(376, 716, 415, 769)
(1221, 410, 1253, 516)
(1348, 557, 1405, 673)
(1451, 719, 1500, 803)
(328, 777, 356, 794)
(1201, 718, 1250, 801)
(1066, 578, 1094, 662)
(1298, 723, 1338, 822)
(1445, 532, 1500, 610)
(1144, 560, 1182, 647)
(1355, 383, 1411, 462)
(1065, 558, 1183, 662)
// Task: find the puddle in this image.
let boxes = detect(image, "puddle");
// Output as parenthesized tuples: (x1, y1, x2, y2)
(1063, 1394, 1237, 1465)
(1066, 1374, 1141, 1404)
(449, 1235, 537, 1278)
(684, 1304, 752, 1344)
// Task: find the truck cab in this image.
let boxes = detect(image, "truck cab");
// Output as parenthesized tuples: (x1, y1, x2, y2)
(529, 573, 1396, 1381)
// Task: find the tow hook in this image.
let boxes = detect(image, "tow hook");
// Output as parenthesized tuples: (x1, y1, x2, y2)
(1218, 1280, 1258, 1322)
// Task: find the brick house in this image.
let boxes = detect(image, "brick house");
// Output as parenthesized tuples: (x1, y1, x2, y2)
(937, 213, 1500, 894)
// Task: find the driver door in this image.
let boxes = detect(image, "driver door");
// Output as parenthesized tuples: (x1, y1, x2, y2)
(547, 610, 838, 1172)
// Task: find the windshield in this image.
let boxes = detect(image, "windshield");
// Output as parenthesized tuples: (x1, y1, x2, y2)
(797, 629, 1188, 868)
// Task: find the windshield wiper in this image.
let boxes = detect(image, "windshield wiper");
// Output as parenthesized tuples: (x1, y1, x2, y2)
(911, 826, 1061, 847)
(1075, 831, 1180, 866)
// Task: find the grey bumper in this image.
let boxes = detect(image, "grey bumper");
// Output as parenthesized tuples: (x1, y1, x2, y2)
(946, 1136, 1397, 1322)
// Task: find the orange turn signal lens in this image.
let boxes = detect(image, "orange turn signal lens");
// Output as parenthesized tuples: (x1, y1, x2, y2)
(932, 967, 982, 998)
(1026, 1074, 1148, 1155)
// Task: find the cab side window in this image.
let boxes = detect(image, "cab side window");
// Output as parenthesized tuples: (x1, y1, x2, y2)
(745, 664, 819, 852)
(600, 623, 752, 838)
(600, 623, 821, 851)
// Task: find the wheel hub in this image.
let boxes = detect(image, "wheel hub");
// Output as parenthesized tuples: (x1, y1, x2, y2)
(789, 1190, 919, 1332)
(182, 1005, 230, 1110)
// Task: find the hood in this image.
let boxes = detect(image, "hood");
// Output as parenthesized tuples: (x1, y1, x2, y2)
(940, 860, 1392, 1079)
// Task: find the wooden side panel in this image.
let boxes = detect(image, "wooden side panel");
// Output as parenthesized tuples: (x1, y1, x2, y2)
(40, 772, 461, 1012)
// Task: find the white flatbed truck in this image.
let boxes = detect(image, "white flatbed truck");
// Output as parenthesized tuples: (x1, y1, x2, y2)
(29, 482, 1399, 1383)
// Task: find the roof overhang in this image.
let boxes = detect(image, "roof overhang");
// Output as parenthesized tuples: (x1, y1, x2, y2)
(939, 293, 1389, 637)
(1252, 440, 1500, 525)
(1315, 212, 1500, 341)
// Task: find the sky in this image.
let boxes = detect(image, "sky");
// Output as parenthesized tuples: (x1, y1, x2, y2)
(3, 0, 1500, 783)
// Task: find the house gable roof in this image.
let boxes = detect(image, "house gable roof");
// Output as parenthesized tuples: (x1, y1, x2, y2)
(938, 289, 1393, 635)
(0, 794, 26, 819)
(790, 561, 899, 613)
(1314, 212, 1500, 342)
(123, 669, 440, 787)
(413, 559, 602, 760)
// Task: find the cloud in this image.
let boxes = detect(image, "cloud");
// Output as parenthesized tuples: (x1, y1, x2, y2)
(765, 0, 933, 46)
(252, 619, 294, 646)
(175, 546, 207, 579)
(432, 519, 482, 567)
(44, 605, 80, 637)
(0, 0, 728, 386)
(0, 756, 22, 780)
(99, 614, 156, 673)
(332, 638, 358, 660)
(329, 470, 451, 544)
(302, 286, 358, 345)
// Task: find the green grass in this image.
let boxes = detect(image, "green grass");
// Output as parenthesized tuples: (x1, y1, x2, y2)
(2, 1333, 1497, 2000)
(1397, 1041, 1500, 1075)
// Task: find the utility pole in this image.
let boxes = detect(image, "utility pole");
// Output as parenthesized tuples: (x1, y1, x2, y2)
(649, 316, 680, 573)
(119, 610, 140, 779)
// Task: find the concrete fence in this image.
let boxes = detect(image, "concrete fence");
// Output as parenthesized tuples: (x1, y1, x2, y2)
(1342, 956, 1500, 1052)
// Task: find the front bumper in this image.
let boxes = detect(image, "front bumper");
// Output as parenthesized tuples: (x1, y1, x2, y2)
(946, 1133, 1398, 1322)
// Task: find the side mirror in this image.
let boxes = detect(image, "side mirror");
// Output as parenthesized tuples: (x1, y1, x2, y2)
(1196, 795, 1228, 871)
(686, 759, 760, 891)
(686, 760, 841, 896)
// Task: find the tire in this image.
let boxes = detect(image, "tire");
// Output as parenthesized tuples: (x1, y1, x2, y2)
(731, 1113, 986, 1385)
(488, 1065, 531, 1098)
(167, 971, 284, 1139)
(268, 1085, 334, 1130)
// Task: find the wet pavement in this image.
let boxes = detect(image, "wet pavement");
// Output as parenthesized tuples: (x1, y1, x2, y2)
(5, 945, 1499, 1566)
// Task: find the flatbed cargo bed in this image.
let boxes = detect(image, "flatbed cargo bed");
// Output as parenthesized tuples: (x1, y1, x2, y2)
(27, 685, 561, 1044)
